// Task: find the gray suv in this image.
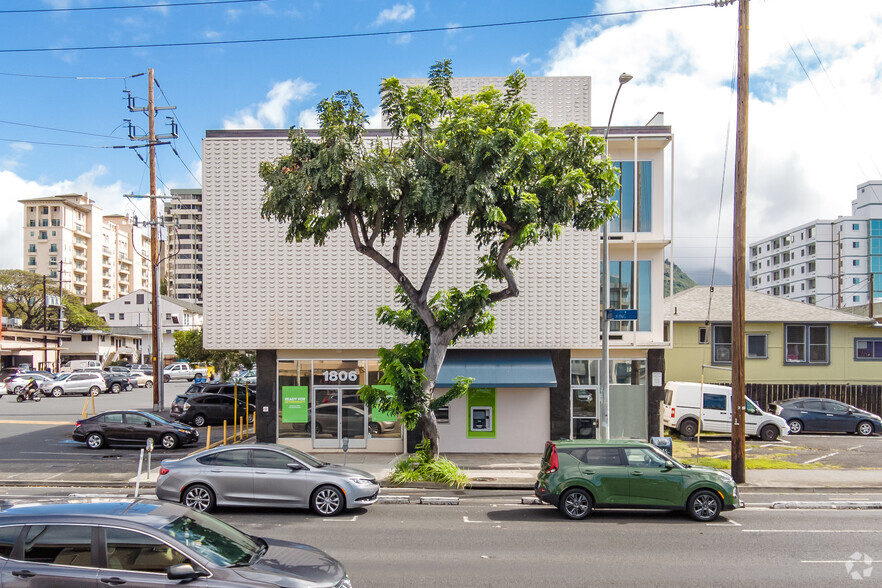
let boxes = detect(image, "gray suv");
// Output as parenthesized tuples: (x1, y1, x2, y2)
(39, 372, 105, 397)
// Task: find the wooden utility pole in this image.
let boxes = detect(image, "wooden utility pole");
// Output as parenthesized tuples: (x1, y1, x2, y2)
(731, 0, 749, 483)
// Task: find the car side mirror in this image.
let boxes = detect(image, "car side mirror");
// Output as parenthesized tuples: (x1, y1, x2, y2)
(848, 408, 855, 413)
(287, 462, 305, 471)
(167, 563, 207, 580)
(664, 460, 675, 469)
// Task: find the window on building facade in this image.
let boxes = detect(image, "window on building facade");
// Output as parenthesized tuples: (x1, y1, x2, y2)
(785, 324, 829, 364)
(39, 231, 47, 239)
(853, 259, 860, 266)
(28, 257, 36, 266)
(28, 244, 35, 253)
(136, 293, 144, 304)
(747, 334, 768, 358)
(109, 313, 115, 320)
(712, 324, 731, 364)
(81, 334, 92, 342)
(698, 327, 708, 344)
(603, 260, 652, 332)
(609, 161, 652, 232)
(119, 313, 124, 320)
(856, 338, 882, 360)
(853, 223, 860, 231)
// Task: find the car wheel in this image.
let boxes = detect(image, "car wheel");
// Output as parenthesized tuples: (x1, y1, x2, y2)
(86, 433, 105, 450)
(89, 386, 100, 397)
(146, 380, 153, 388)
(125, 384, 133, 391)
(787, 419, 803, 435)
(111, 383, 122, 393)
(559, 487, 593, 520)
(160, 433, 179, 450)
(857, 421, 875, 437)
(52, 387, 63, 398)
(759, 424, 779, 441)
(193, 414, 207, 427)
(688, 489, 722, 522)
(311, 485, 344, 516)
(679, 418, 699, 438)
(247, 412, 255, 424)
(163, 374, 170, 383)
(312, 422, 322, 435)
(13, 385, 23, 393)
(183, 484, 215, 512)
(369, 422, 381, 435)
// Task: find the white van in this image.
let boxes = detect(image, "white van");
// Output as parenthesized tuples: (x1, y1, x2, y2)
(59, 359, 101, 373)
(662, 381, 789, 441)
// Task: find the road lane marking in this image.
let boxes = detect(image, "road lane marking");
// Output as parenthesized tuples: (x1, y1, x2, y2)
(0, 420, 77, 425)
(744, 529, 882, 533)
(802, 452, 838, 465)
(707, 519, 741, 527)
(847, 445, 863, 451)
(463, 516, 488, 524)
(323, 516, 358, 522)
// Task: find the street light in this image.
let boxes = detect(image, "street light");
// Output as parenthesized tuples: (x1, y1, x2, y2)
(599, 72, 633, 441)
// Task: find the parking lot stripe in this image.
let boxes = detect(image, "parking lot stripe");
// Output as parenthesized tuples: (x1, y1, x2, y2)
(847, 445, 863, 451)
(803, 452, 839, 465)
(744, 529, 882, 533)
(0, 420, 77, 425)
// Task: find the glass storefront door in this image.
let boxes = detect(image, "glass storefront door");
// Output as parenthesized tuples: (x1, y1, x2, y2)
(312, 386, 367, 449)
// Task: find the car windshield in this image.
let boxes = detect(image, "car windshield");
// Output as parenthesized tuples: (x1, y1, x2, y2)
(159, 509, 261, 567)
(278, 446, 327, 468)
(53, 373, 71, 381)
(647, 445, 685, 468)
(146, 413, 173, 425)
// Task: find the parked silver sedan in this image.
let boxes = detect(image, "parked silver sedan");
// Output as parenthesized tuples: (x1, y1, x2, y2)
(156, 443, 380, 516)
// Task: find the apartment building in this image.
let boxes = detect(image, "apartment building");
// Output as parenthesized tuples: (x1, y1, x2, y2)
(202, 75, 674, 454)
(20, 194, 152, 304)
(164, 188, 204, 305)
(748, 181, 882, 309)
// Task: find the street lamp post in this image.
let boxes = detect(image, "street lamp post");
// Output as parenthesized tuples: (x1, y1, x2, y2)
(599, 73, 633, 441)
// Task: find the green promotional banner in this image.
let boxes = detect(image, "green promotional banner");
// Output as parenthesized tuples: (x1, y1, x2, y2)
(281, 386, 309, 423)
(371, 385, 399, 423)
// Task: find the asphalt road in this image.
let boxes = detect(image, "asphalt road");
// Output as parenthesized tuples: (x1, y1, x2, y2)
(194, 500, 882, 586)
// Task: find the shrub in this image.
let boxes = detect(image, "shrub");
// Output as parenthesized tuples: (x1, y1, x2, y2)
(388, 440, 469, 488)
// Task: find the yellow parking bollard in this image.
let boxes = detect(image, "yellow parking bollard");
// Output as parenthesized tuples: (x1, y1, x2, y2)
(239, 416, 244, 440)
(205, 426, 211, 449)
(223, 421, 227, 445)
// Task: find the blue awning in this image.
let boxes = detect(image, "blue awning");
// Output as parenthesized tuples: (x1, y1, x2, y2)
(435, 350, 557, 388)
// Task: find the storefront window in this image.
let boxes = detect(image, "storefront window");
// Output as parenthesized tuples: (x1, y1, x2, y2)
(278, 360, 310, 439)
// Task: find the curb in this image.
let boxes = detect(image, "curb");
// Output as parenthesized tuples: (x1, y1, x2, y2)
(771, 501, 882, 510)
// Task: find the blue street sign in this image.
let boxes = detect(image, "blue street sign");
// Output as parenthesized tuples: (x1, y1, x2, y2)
(605, 308, 639, 321)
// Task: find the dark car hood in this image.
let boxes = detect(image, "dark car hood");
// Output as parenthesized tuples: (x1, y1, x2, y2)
(234, 538, 346, 587)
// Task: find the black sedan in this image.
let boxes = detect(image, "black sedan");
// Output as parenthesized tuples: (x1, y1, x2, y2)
(170, 392, 256, 427)
(0, 499, 351, 587)
(72, 410, 199, 450)
(771, 397, 882, 436)
(101, 371, 134, 394)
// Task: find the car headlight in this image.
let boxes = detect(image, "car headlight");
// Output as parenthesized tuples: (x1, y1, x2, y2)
(718, 472, 735, 485)
(349, 477, 376, 487)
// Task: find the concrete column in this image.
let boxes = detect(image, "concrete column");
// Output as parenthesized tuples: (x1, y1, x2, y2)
(255, 349, 277, 443)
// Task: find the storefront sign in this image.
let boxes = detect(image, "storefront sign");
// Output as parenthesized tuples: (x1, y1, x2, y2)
(281, 386, 309, 423)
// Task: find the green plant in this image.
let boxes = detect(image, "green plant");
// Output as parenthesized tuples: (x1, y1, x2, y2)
(388, 440, 470, 488)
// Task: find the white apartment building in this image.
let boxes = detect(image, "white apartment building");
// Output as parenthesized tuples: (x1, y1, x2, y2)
(202, 76, 674, 454)
(749, 181, 882, 308)
(164, 188, 204, 305)
(94, 289, 203, 363)
(20, 194, 152, 304)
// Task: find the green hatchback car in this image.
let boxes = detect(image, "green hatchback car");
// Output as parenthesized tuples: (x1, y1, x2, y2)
(535, 439, 742, 521)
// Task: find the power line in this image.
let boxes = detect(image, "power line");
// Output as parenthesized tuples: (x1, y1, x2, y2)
(0, 119, 123, 139)
(0, 137, 126, 149)
(0, 71, 140, 80)
(0, 2, 714, 54)
(0, 0, 266, 15)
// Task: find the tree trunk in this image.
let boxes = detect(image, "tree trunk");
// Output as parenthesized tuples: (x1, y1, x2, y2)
(419, 337, 449, 459)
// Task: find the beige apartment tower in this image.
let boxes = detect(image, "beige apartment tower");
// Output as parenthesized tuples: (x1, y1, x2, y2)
(20, 194, 152, 304)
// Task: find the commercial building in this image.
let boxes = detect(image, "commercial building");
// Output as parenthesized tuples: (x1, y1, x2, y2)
(20, 194, 152, 304)
(202, 76, 674, 453)
(164, 188, 204, 305)
(748, 181, 882, 308)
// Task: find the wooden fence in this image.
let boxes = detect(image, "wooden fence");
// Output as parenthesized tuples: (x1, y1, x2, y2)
(741, 383, 882, 416)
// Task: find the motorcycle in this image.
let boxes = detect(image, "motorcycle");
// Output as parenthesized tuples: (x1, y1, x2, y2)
(16, 388, 41, 403)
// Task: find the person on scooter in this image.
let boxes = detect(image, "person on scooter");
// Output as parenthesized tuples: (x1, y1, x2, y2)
(23, 378, 39, 401)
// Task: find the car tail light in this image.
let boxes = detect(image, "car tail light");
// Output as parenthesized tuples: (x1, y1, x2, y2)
(183, 402, 190, 411)
(544, 443, 559, 474)
(74, 421, 81, 428)
(159, 467, 169, 476)
(670, 407, 675, 419)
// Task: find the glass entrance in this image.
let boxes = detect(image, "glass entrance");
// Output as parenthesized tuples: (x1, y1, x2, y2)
(312, 387, 367, 448)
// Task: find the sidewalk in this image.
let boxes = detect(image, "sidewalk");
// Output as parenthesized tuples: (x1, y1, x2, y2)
(1, 451, 881, 492)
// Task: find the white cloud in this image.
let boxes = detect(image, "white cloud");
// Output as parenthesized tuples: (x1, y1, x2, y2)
(297, 108, 320, 129)
(394, 33, 412, 45)
(223, 78, 317, 129)
(511, 52, 529, 66)
(374, 3, 415, 26)
(11, 143, 33, 152)
(544, 0, 882, 283)
(0, 166, 132, 271)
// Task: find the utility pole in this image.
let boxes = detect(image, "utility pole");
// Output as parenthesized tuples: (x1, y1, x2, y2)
(57, 261, 63, 334)
(125, 68, 176, 411)
(715, 0, 748, 483)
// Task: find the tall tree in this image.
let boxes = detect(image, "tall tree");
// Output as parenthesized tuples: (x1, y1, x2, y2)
(260, 61, 619, 456)
(0, 269, 106, 331)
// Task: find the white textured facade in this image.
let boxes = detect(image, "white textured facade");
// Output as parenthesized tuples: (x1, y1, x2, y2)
(21, 194, 151, 304)
(749, 181, 882, 308)
(202, 76, 673, 453)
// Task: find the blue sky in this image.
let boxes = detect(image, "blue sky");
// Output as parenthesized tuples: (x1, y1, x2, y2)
(2, 0, 882, 286)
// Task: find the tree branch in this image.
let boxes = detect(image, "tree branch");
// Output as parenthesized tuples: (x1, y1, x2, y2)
(392, 210, 405, 267)
(419, 214, 458, 304)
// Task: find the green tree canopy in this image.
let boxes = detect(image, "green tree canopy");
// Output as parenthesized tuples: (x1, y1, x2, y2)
(0, 269, 106, 331)
(260, 61, 619, 456)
